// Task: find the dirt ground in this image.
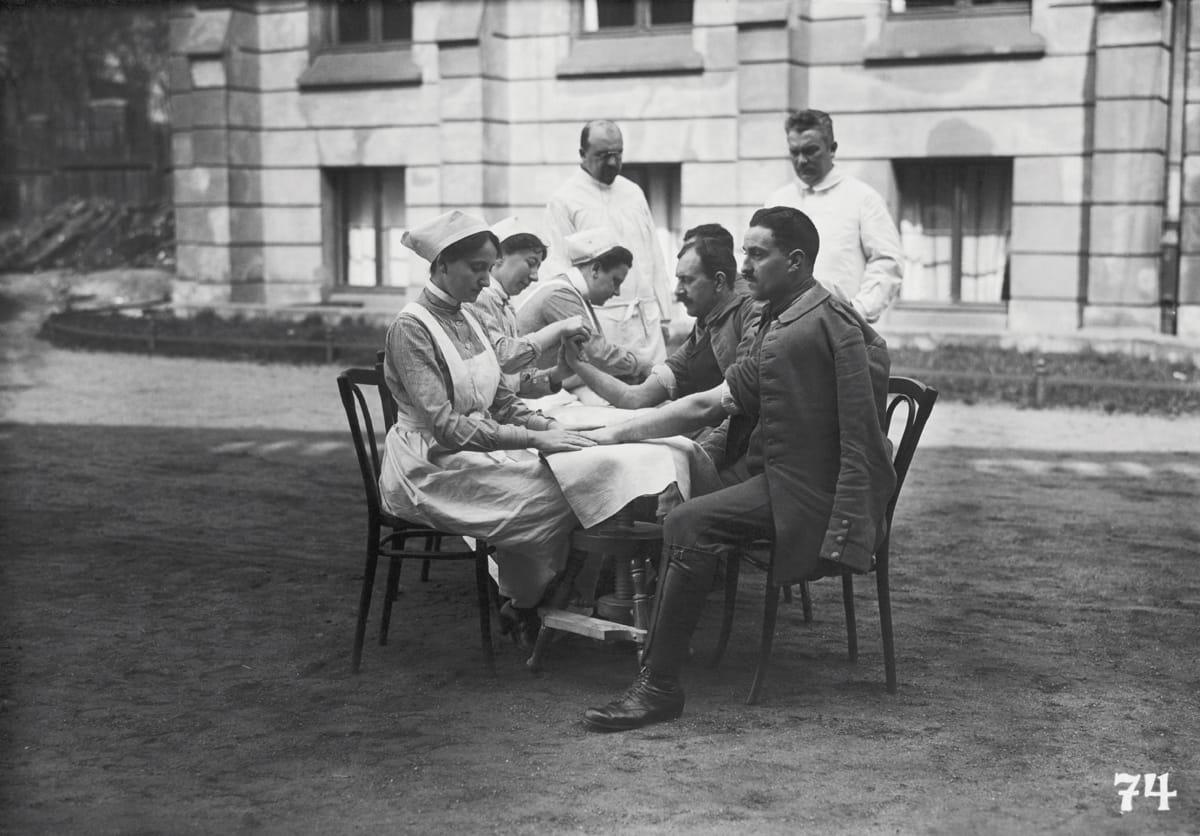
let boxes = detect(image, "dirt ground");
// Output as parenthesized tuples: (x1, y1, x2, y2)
(2, 271, 1199, 835)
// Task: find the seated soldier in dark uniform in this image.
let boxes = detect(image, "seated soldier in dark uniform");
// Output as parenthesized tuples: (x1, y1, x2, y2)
(576, 206, 896, 732)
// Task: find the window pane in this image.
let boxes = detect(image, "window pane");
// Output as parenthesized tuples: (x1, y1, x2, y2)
(381, 0, 413, 41)
(595, 0, 636, 28)
(335, 2, 371, 44)
(650, 0, 693, 25)
(379, 169, 413, 288)
(623, 163, 683, 315)
(959, 161, 1011, 304)
(897, 162, 956, 302)
(333, 167, 411, 288)
(343, 169, 378, 287)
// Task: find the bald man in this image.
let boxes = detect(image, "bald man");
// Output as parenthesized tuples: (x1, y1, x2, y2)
(542, 120, 674, 369)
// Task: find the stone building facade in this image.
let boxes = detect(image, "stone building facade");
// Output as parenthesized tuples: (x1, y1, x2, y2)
(167, 0, 1199, 338)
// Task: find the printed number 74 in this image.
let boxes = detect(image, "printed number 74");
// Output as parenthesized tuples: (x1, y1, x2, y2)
(1114, 773, 1176, 813)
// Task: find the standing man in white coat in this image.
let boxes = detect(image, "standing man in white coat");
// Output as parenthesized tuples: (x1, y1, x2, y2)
(544, 119, 673, 367)
(764, 109, 904, 322)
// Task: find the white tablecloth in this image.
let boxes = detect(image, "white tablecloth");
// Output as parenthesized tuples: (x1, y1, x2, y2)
(541, 404, 720, 528)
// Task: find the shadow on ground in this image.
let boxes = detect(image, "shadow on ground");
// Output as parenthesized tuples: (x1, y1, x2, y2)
(1, 424, 1199, 835)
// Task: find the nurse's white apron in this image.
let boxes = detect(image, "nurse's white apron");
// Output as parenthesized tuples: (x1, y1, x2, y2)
(378, 302, 578, 607)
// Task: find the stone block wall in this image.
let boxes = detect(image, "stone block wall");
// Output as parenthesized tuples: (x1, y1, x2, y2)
(166, 0, 1188, 339)
(1082, 1, 1171, 332)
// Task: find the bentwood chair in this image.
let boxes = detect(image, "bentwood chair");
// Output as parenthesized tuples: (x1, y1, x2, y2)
(337, 366, 495, 675)
(708, 376, 938, 703)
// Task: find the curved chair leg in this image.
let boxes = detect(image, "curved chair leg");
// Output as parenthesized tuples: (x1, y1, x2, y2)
(800, 581, 813, 623)
(747, 573, 781, 705)
(379, 554, 403, 646)
(708, 551, 741, 667)
(876, 545, 897, 694)
(352, 536, 381, 673)
(473, 549, 496, 677)
(842, 572, 858, 662)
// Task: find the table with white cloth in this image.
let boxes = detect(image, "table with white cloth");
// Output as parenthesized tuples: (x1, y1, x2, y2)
(522, 400, 721, 665)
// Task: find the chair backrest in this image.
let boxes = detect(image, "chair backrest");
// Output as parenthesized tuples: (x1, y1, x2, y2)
(375, 349, 398, 430)
(337, 367, 386, 517)
(883, 376, 939, 523)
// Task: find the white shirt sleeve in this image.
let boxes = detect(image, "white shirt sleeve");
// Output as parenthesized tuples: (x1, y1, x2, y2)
(634, 193, 674, 321)
(855, 189, 904, 322)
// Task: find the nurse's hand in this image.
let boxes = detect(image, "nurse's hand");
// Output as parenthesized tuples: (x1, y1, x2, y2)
(556, 314, 591, 343)
(531, 429, 597, 454)
(578, 427, 620, 446)
(531, 316, 591, 356)
(562, 334, 588, 370)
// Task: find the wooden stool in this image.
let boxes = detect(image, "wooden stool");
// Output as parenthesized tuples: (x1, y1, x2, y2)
(526, 511, 662, 672)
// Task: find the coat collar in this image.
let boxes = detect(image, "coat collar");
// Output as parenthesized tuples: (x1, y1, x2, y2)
(699, 289, 750, 329)
(775, 278, 828, 325)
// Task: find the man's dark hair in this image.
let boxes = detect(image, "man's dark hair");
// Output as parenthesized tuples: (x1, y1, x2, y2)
(749, 206, 820, 267)
(677, 236, 736, 290)
(784, 109, 835, 146)
(499, 232, 547, 260)
(431, 230, 501, 274)
(594, 245, 633, 273)
(682, 222, 734, 253)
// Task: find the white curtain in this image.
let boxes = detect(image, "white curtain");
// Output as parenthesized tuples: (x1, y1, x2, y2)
(342, 168, 413, 288)
(897, 159, 1010, 304)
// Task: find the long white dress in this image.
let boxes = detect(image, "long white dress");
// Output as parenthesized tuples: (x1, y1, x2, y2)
(378, 293, 579, 607)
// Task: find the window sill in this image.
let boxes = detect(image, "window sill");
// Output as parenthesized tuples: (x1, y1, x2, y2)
(299, 48, 422, 91)
(556, 30, 703, 79)
(329, 287, 409, 297)
(894, 301, 1008, 312)
(885, 300, 1009, 330)
(864, 13, 1045, 65)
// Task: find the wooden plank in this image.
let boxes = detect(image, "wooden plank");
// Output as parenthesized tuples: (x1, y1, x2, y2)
(539, 609, 647, 644)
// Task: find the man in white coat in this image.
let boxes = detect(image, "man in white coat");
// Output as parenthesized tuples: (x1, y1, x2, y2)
(544, 119, 673, 367)
(764, 109, 904, 322)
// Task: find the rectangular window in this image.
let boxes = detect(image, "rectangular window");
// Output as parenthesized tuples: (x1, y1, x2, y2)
(327, 0, 413, 47)
(583, 0, 693, 32)
(894, 158, 1012, 305)
(327, 167, 416, 289)
(302, 0, 421, 89)
(621, 163, 682, 278)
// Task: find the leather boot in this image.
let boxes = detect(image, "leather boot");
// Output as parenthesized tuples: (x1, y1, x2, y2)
(582, 666, 684, 732)
(640, 546, 720, 678)
(582, 548, 718, 732)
